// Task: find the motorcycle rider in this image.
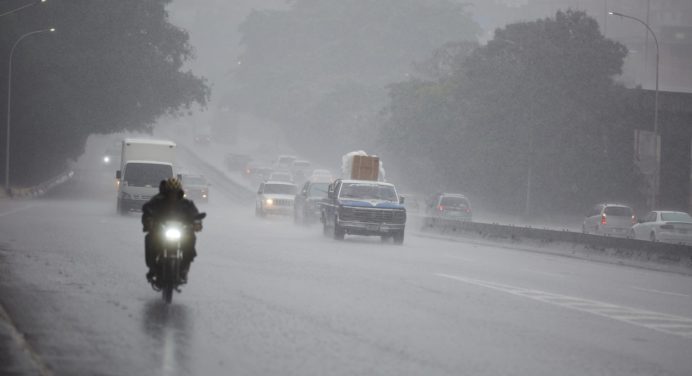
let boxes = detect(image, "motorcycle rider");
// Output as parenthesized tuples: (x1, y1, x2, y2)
(141, 178, 202, 284)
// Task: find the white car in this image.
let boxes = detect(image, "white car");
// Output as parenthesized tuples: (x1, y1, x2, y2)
(629, 211, 692, 245)
(582, 203, 635, 236)
(256, 181, 298, 217)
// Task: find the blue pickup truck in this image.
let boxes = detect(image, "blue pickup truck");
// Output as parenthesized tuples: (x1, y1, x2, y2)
(321, 179, 407, 244)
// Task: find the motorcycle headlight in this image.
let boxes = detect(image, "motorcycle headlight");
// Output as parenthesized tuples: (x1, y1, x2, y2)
(165, 228, 182, 241)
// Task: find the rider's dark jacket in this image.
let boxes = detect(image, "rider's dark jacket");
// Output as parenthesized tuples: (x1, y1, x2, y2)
(141, 193, 200, 231)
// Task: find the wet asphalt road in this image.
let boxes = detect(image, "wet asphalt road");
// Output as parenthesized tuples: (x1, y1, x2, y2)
(0, 153, 691, 376)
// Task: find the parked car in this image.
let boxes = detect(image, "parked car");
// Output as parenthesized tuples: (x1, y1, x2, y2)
(582, 203, 636, 236)
(629, 211, 692, 244)
(267, 171, 294, 183)
(425, 193, 472, 226)
(256, 181, 298, 217)
(294, 180, 330, 224)
(225, 153, 252, 171)
(181, 173, 210, 203)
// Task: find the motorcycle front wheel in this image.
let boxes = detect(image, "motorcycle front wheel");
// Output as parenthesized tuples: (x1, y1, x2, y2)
(161, 258, 179, 304)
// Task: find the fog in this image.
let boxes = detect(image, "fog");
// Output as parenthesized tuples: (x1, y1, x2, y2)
(1, 1, 692, 375)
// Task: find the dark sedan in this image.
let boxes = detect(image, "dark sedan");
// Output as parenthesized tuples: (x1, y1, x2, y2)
(294, 180, 330, 225)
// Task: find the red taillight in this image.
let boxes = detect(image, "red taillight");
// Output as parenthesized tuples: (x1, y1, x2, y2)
(465, 208, 471, 213)
(437, 205, 444, 211)
(601, 213, 607, 225)
(631, 215, 637, 225)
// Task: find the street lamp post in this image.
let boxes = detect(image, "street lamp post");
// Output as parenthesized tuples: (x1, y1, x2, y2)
(608, 11, 660, 209)
(5, 28, 55, 194)
(0, 0, 47, 18)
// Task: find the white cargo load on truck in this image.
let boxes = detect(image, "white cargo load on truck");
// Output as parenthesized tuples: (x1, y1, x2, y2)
(341, 151, 386, 181)
(116, 138, 176, 214)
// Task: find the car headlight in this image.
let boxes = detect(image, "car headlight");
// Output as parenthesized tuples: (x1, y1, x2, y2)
(103, 156, 110, 164)
(165, 227, 182, 241)
(265, 198, 274, 206)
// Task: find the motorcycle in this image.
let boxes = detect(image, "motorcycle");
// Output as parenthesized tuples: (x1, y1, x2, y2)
(151, 213, 206, 304)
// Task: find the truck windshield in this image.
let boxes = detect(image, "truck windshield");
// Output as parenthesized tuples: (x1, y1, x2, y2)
(339, 183, 398, 202)
(124, 163, 172, 187)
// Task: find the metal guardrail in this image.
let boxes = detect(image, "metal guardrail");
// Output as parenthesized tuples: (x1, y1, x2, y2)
(422, 217, 692, 271)
(5, 170, 75, 198)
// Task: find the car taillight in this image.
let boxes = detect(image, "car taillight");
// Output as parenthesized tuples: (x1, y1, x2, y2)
(465, 208, 471, 213)
(631, 215, 637, 225)
(437, 205, 444, 211)
(601, 213, 607, 225)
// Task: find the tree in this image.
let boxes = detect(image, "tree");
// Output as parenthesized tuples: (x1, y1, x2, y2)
(381, 10, 644, 214)
(0, 0, 209, 185)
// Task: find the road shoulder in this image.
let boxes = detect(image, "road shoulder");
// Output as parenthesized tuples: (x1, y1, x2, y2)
(0, 303, 50, 376)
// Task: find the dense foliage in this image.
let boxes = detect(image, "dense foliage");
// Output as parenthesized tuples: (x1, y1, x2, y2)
(0, 0, 208, 185)
(380, 10, 644, 214)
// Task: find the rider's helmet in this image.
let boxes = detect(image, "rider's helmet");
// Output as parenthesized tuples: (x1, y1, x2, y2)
(162, 178, 184, 198)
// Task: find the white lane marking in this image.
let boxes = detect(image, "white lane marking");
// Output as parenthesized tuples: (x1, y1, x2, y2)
(436, 273, 692, 339)
(0, 304, 53, 376)
(0, 204, 35, 217)
(631, 286, 691, 298)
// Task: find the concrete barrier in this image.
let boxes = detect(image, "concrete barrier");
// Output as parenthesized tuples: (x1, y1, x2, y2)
(422, 217, 692, 273)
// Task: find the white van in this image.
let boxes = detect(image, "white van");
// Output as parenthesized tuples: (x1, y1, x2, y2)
(115, 139, 176, 214)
